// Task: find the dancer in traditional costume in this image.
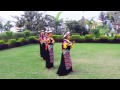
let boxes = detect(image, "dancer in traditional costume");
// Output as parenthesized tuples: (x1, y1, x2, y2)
(39, 30, 44, 58)
(42, 30, 48, 60)
(45, 28, 55, 69)
(57, 31, 75, 76)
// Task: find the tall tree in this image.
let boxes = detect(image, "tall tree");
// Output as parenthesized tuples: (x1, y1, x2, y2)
(4, 21, 13, 31)
(99, 11, 105, 21)
(12, 11, 45, 31)
(0, 17, 4, 33)
(65, 20, 82, 33)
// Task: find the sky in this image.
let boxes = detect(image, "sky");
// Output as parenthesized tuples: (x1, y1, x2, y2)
(0, 11, 101, 22)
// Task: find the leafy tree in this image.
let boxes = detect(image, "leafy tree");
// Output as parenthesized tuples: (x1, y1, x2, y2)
(4, 21, 13, 31)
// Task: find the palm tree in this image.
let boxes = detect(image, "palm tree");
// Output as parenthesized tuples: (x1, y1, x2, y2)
(54, 11, 63, 34)
(84, 17, 97, 31)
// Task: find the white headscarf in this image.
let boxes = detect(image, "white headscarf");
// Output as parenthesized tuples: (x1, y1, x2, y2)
(63, 31, 71, 38)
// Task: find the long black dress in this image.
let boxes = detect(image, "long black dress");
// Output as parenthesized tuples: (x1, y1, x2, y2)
(45, 38, 54, 69)
(39, 34, 42, 58)
(57, 39, 73, 76)
(39, 42, 42, 57)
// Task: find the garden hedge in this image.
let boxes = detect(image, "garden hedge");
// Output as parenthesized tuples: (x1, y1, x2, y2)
(1, 34, 120, 51)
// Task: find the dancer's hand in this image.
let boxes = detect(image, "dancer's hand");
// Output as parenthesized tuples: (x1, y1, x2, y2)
(72, 41, 75, 44)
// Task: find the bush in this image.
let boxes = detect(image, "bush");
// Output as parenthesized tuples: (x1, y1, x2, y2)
(108, 37, 114, 43)
(28, 36, 38, 43)
(53, 35, 63, 39)
(91, 28, 100, 38)
(30, 31, 38, 36)
(0, 40, 9, 50)
(71, 35, 80, 42)
(114, 35, 120, 39)
(1, 31, 13, 41)
(8, 39, 17, 47)
(24, 30, 31, 37)
(79, 36, 85, 43)
(95, 38, 100, 43)
(0, 44, 9, 50)
(17, 38, 26, 42)
(113, 35, 120, 43)
(13, 32, 26, 39)
(99, 35, 109, 43)
(15, 41, 23, 47)
(17, 38, 27, 45)
(85, 34, 94, 42)
(71, 35, 80, 40)
(100, 35, 109, 39)
(8, 39, 16, 44)
(4, 31, 13, 37)
(72, 33, 80, 35)
(0, 40, 5, 45)
(53, 35, 63, 42)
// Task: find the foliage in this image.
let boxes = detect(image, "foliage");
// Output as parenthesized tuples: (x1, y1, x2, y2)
(85, 34, 94, 40)
(13, 32, 26, 39)
(30, 31, 38, 36)
(53, 35, 63, 39)
(4, 31, 13, 37)
(28, 36, 38, 43)
(65, 20, 82, 33)
(91, 28, 100, 37)
(12, 11, 45, 31)
(24, 30, 31, 37)
(99, 35, 109, 43)
(71, 35, 80, 40)
(99, 11, 105, 21)
(3, 21, 13, 31)
(95, 38, 100, 41)
(100, 35, 109, 39)
(114, 35, 120, 39)
(108, 37, 114, 42)
(17, 38, 26, 42)
(0, 40, 5, 45)
(99, 27, 108, 35)
(8, 39, 17, 44)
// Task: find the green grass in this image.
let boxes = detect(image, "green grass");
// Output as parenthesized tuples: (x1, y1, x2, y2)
(0, 43, 120, 79)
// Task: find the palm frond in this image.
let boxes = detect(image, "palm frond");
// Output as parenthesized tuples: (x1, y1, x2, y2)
(55, 12, 62, 22)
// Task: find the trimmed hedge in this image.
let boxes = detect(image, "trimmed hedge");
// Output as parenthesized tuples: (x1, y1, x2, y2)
(84, 34, 94, 42)
(95, 38, 100, 43)
(108, 37, 114, 43)
(114, 35, 120, 43)
(1, 34, 120, 51)
(8, 39, 17, 48)
(13, 32, 26, 39)
(0, 40, 9, 50)
(17, 37, 30, 45)
(30, 31, 38, 36)
(99, 35, 109, 43)
(0, 40, 5, 45)
(28, 36, 38, 43)
(53, 35, 63, 42)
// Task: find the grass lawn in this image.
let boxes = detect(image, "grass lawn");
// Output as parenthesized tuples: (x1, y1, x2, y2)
(0, 43, 120, 79)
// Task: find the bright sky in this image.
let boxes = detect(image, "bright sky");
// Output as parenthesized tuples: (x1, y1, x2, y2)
(0, 11, 101, 22)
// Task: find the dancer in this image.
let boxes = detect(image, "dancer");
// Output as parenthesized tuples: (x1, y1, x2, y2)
(42, 30, 48, 60)
(39, 30, 44, 58)
(45, 28, 55, 69)
(57, 31, 75, 76)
